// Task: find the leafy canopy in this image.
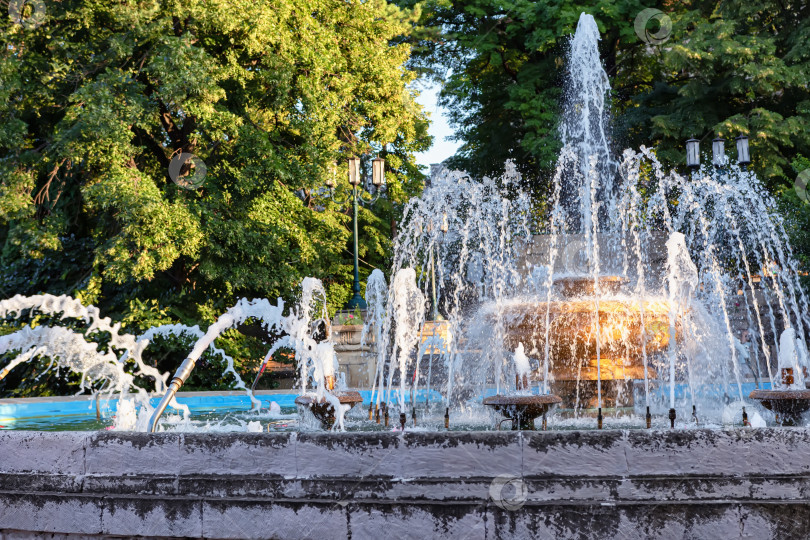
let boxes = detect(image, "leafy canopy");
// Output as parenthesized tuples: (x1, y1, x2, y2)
(0, 0, 430, 393)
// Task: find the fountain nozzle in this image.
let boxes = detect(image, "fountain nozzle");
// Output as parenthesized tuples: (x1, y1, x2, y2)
(668, 408, 676, 428)
(368, 402, 373, 421)
(412, 407, 416, 426)
(692, 405, 698, 424)
(444, 407, 450, 429)
(374, 404, 380, 424)
(148, 356, 197, 433)
(742, 406, 750, 427)
(384, 404, 389, 427)
(597, 407, 603, 430)
(645, 406, 651, 429)
(400, 412, 406, 431)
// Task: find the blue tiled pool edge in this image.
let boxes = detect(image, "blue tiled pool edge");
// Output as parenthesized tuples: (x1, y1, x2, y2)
(0, 389, 448, 421)
(0, 382, 772, 423)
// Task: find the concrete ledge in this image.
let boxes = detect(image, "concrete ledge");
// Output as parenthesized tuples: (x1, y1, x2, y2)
(0, 429, 809, 538)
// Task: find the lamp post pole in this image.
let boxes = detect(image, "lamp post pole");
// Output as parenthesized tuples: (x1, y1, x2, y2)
(348, 184, 364, 309)
(325, 156, 386, 310)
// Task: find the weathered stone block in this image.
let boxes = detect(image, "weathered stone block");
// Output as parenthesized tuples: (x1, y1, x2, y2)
(400, 432, 522, 480)
(349, 502, 487, 539)
(522, 430, 628, 477)
(295, 432, 401, 478)
(101, 495, 202, 537)
(0, 493, 102, 535)
(0, 432, 86, 475)
(626, 429, 751, 477)
(179, 433, 296, 477)
(85, 432, 182, 476)
(202, 500, 347, 539)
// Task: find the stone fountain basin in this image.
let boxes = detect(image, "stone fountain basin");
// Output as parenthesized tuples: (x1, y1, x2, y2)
(749, 389, 810, 425)
(2, 428, 808, 538)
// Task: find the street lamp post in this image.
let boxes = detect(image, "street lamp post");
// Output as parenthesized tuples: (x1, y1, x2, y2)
(324, 157, 385, 310)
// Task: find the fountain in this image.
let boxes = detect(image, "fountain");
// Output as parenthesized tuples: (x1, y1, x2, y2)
(366, 13, 809, 431)
(0, 14, 806, 436)
(1, 11, 810, 538)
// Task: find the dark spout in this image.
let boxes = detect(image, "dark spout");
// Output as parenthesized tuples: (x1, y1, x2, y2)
(668, 408, 676, 428)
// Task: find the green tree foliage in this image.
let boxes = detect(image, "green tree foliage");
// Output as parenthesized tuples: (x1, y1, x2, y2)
(628, 2, 810, 190)
(0, 0, 430, 394)
(402, 0, 810, 193)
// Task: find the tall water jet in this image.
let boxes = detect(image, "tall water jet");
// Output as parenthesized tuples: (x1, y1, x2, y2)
(559, 13, 617, 233)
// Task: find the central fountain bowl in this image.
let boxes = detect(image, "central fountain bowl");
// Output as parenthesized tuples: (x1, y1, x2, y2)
(294, 391, 363, 428)
(497, 276, 677, 407)
(482, 394, 562, 430)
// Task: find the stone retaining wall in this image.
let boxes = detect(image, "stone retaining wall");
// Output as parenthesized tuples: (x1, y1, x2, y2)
(1, 429, 809, 538)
